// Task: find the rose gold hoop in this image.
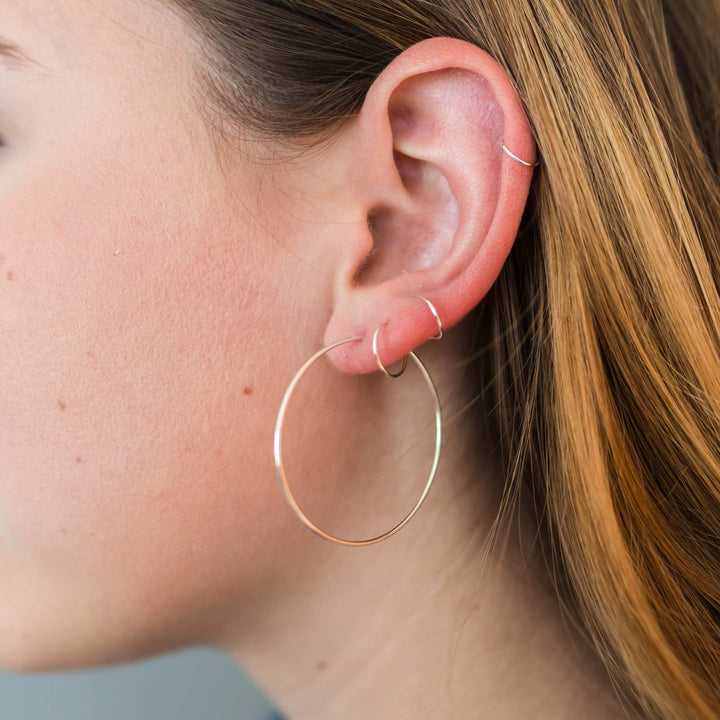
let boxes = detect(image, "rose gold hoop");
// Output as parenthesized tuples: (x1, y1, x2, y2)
(372, 324, 408, 378)
(372, 297, 444, 378)
(502, 142, 540, 168)
(273, 336, 442, 547)
(418, 297, 444, 339)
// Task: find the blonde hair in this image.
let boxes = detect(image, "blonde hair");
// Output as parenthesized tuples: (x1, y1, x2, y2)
(168, 1, 720, 717)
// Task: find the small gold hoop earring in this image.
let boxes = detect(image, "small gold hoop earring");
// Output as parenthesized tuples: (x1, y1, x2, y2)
(372, 324, 408, 378)
(372, 297, 444, 378)
(274, 336, 443, 547)
(502, 142, 540, 168)
(418, 297, 444, 340)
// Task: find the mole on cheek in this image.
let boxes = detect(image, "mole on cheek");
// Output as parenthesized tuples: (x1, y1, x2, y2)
(243, 386, 254, 396)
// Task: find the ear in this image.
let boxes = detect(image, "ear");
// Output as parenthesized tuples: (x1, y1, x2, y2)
(323, 37, 538, 374)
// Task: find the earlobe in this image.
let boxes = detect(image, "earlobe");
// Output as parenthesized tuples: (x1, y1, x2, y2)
(324, 37, 538, 374)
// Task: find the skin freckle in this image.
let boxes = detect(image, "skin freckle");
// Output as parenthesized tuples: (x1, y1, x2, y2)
(58, 400, 67, 411)
(76, 457, 82, 464)
(243, 386, 254, 396)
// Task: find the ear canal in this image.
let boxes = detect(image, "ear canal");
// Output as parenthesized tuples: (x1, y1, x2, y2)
(356, 152, 458, 287)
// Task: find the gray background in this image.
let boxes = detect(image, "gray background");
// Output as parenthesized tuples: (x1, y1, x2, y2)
(0, 649, 279, 719)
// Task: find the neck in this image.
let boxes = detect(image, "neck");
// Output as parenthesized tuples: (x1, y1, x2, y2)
(221, 339, 628, 720)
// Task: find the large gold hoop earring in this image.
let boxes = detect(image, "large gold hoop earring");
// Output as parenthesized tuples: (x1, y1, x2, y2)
(273, 336, 442, 547)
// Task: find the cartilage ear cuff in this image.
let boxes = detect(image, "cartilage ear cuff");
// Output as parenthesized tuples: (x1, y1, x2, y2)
(502, 142, 540, 168)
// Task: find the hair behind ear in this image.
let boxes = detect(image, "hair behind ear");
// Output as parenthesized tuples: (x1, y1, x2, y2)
(480, 4, 720, 719)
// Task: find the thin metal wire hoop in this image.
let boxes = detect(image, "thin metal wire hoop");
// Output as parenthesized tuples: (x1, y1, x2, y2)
(502, 142, 540, 168)
(372, 324, 408, 378)
(417, 297, 444, 340)
(273, 336, 442, 547)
